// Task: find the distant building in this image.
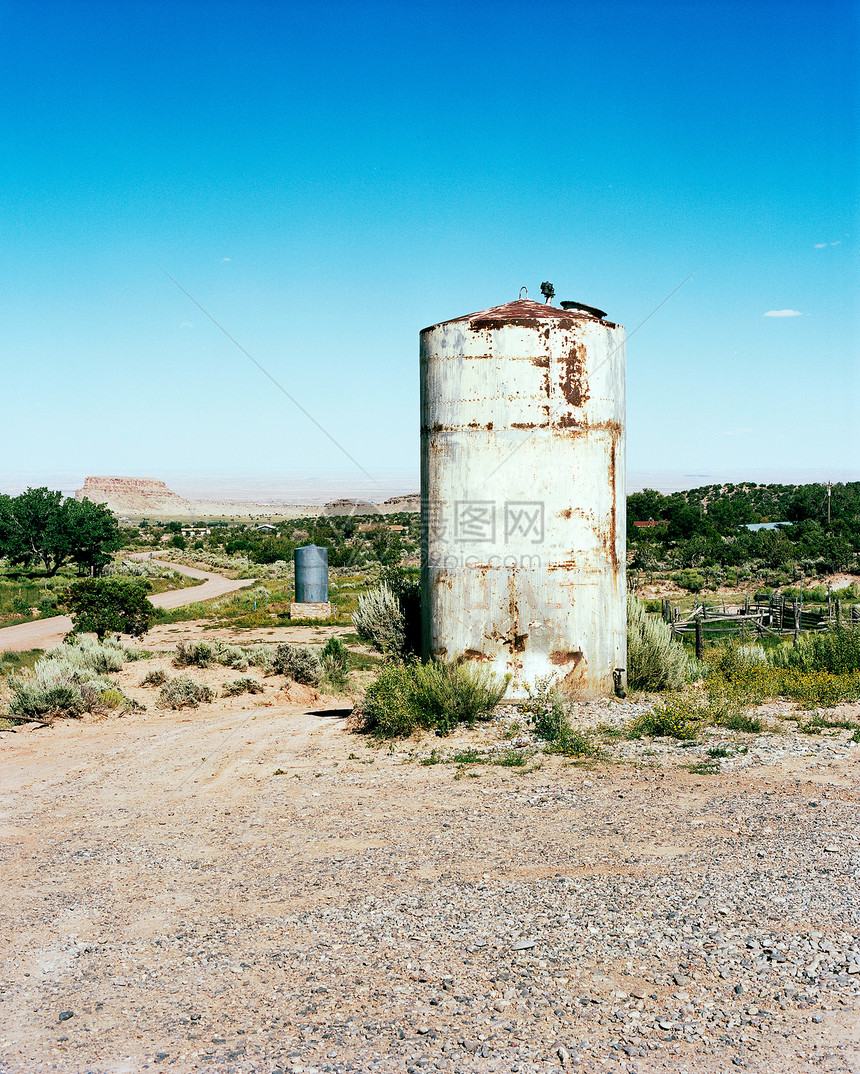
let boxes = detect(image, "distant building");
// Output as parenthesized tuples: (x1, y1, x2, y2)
(633, 519, 667, 529)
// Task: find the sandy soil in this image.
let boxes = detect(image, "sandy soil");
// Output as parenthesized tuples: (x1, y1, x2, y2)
(1, 657, 858, 1073)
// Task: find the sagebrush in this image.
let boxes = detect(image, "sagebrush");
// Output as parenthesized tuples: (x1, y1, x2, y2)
(627, 595, 692, 691)
(272, 643, 322, 686)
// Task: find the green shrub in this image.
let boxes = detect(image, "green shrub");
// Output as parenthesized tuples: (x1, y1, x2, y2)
(141, 668, 168, 687)
(320, 637, 350, 691)
(66, 577, 153, 639)
(770, 626, 860, 675)
(158, 676, 215, 709)
(627, 595, 692, 691)
(359, 663, 421, 738)
(222, 677, 264, 697)
(412, 660, 508, 733)
(271, 643, 322, 686)
(675, 569, 706, 592)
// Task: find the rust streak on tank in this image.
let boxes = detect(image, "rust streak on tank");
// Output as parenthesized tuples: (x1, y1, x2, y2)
(549, 649, 584, 667)
(559, 342, 589, 408)
(608, 437, 619, 573)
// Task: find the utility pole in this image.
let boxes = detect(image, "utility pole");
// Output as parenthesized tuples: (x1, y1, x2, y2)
(826, 482, 832, 525)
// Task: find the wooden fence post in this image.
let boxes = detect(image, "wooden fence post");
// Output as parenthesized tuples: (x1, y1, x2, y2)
(695, 615, 704, 660)
(793, 598, 801, 647)
(835, 598, 841, 628)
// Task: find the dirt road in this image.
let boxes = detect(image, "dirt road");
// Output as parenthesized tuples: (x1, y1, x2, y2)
(0, 657, 858, 1073)
(0, 561, 254, 653)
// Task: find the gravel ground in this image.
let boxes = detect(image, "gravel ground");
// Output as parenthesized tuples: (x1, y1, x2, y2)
(0, 685, 858, 1074)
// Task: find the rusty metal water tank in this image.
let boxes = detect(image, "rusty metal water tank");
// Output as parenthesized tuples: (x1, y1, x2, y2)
(420, 297, 626, 699)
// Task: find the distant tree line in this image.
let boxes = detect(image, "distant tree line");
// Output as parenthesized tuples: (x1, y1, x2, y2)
(627, 482, 860, 579)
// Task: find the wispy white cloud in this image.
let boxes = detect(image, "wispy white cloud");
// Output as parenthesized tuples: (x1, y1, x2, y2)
(764, 309, 802, 317)
(814, 240, 842, 248)
(814, 242, 827, 248)
(220, 257, 232, 263)
(180, 321, 193, 329)
(721, 427, 753, 437)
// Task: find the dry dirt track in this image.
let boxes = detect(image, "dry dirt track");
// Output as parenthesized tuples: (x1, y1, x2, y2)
(0, 561, 254, 653)
(0, 682, 858, 1074)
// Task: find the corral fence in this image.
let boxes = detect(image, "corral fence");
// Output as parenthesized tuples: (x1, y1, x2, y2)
(660, 593, 860, 656)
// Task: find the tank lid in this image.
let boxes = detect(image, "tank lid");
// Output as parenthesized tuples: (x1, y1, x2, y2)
(421, 298, 614, 334)
(560, 300, 607, 318)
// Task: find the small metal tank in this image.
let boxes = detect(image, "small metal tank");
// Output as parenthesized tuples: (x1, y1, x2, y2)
(294, 545, 329, 603)
(420, 297, 626, 699)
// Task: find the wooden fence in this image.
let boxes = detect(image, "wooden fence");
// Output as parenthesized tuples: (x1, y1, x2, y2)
(661, 594, 860, 654)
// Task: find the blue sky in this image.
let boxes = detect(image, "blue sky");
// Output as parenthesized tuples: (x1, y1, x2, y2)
(1, 0, 857, 494)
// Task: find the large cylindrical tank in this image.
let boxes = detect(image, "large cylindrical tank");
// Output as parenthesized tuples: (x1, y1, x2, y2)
(294, 545, 329, 603)
(420, 297, 626, 699)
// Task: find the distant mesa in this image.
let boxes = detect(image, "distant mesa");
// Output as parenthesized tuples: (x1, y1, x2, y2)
(322, 498, 378, 516)
(384, 493, 421, 507)
(75, 476, 192, 517)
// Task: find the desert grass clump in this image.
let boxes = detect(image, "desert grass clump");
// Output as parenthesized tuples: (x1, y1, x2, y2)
(7, 655, 134, 720)
(158, 675, 214, 709)
(272, 643, 322, 687)
(357, 659, 507, 739)
(222, 677, 264, 697)
(173, 639, 215, 668)
(627, 594, 692, 691)
(211, 640, 249, 670)
(245, 644, 275, 672)
(45, 635, 127, 675)
(141, 668, 168, 687)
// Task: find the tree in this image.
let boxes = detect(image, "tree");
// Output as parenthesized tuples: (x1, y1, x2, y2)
(65, 498, 123, 574)
(0, 488, 120, 576)
(66, 578, 153, 639)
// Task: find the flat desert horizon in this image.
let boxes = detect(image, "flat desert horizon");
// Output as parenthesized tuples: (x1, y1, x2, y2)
(0, 466, 858, 505)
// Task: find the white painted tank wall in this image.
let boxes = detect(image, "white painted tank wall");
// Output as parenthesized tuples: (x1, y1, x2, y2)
(420, 299, 626, 700)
